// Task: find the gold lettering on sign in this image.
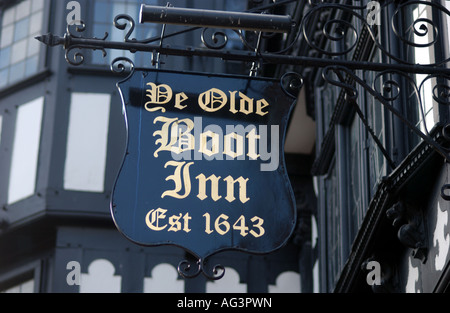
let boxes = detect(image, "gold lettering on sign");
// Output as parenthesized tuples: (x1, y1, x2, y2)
(161, 161, 194, 199)
(141, 79, 273, 240)
(199, 131, 220, 157)
(196, 174, 222, 202)
(175, 92, 189, 110)
(146, 209, 192, 233)
(145, 208, 168, 231)
(198, 88, 228, 112)
(256, 99, 269, 116)
(203, 213, 265, 238)
(229, 91, 238, 114)
(161, 159, 250, 204)
(223, 176, 250, 204)
(198, 89, 270, 116)
(145, 83, 173, 113)
(144, 83, 270, 116)
(223, 132, 244, 159)
(168, 213, 192, 233)
(246, 128, 260, 160)
(238, 92, 253, 115)
(153, 116, 195, 158)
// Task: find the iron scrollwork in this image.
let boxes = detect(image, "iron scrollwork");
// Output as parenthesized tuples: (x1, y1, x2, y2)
(322, 65, 450, 163)
(178, 257, 226, 281)
(36, 1, 450, 73)
(110, 57, 135, 75)
(301, 0, 450, 66)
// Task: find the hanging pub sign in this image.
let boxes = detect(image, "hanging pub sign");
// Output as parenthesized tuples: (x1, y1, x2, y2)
(111, 69, 296, 272)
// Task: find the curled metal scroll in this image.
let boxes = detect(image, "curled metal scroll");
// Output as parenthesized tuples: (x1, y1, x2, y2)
(65, 22, 88, 65)
(373, 70, 428, 134)
(423, 75, 450, 106)
(322, 65, 450, 165)
(301, 2, 366, 57)
(66, 21, 87, 39)
(114, 14, 137, 43)
(281, 72, 304, 98)
(110, 57, 135, 76)
(65, 21, 108, 66)
(392, 2, 442, 50)
(65, 47, 85, 66)
(178, 257, 225, 281)
(201, 28, 229, 50)
(299, 0, 450, 66)
(114, 14, 159, 46)
(441, 184, 450, 201)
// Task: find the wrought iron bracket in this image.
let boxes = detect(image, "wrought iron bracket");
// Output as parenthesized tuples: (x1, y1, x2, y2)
(35, 0, 450, 196)
(387, 201, 428, 263)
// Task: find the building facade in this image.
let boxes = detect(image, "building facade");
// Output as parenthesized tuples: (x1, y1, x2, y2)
(0, 0, 316, 293)
(1, 0, 450, 294)
(306, 0, 450, 292)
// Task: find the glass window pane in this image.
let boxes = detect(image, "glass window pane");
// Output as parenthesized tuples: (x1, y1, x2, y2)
(25, 55, 39, 76)
(1, 25, 14, 48)
(27, 35, 39, 57)
(2, 7, 15, 26)
(0, 47, 11, 68)
(29, 11, 43, 36)
(11, 39, 27, 64)
(1, 279, 34, 293)
(112, 3, 126, 21)
(32, 0, 45, 12)
(9, 61, 25, 83)
(125, 3, 139, 17)
(94, 1, 109, 23)
(15, 0, 31, 21)
(0, 68, 8, 88)
(14, 18, 30, 41)
(0, 0, 44, 88)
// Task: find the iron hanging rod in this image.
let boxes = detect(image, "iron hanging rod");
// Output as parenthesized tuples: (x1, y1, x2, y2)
(139, 4, 294, 33)
(35, 32, 450, 76)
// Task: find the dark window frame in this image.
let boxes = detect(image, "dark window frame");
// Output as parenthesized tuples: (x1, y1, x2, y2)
(0, 0, 50, 92)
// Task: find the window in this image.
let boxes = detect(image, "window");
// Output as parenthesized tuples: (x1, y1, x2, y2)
(324, 164, 340, 290)
(348, 117, 364, 240)
(0, 261, 40, 293)
(402, 3, 438, 149)
(91, 0, 159, 67)
(0, 0, 45, 89)
(64, 93, 111, 193)
(365, 49, 387, 197)
(412, 4, 436, 134)
(1, 279, 34, 293)
(8, 97, 44, 204)
(0, 115, 3, 145)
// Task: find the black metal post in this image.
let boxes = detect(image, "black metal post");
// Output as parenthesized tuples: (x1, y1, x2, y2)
(139, 4, 294, 33)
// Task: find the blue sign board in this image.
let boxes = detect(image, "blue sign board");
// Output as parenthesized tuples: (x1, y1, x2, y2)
(111, 69, 296, 262)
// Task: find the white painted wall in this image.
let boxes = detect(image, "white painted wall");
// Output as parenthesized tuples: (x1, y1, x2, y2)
(8, 97, 44, 204)
(64, 93, 111, 193)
